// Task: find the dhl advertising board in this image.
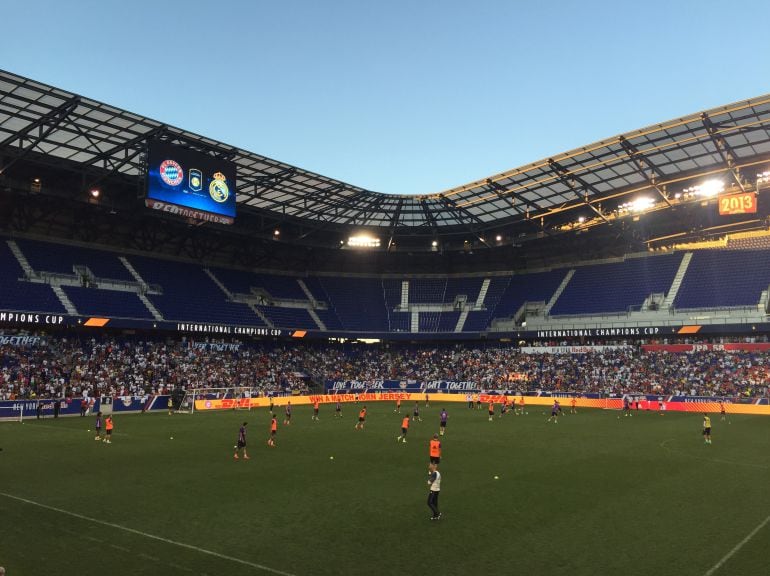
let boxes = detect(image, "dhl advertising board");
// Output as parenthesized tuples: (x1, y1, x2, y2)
(194, 393, 770, 415)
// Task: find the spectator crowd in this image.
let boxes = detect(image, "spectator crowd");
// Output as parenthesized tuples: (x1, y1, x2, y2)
(1, 336, 769, 401)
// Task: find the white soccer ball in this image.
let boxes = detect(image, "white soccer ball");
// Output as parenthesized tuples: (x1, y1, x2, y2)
(170, 437, 174, 440)
(329, 456, 334, 460)
(494, 475, 499, 480)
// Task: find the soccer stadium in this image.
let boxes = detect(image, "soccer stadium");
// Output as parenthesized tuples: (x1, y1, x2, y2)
(2, 61, 770, 576)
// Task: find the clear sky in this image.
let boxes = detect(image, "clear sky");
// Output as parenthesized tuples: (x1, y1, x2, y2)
(3, 0, 770, 195)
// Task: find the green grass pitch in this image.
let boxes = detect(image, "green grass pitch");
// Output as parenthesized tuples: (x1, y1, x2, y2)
(1, 404, 769, 576)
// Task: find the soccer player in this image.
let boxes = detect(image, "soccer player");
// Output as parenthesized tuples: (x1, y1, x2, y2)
(94, 411, 103, 441)
(703, 413, 712, 445)
(488, 400, 495, 422)
(168, 396, 174, 415)
(429, 433, 441, 464)
(547, 400, 561, 423)
(395, 398, 401, 413)
(475, 393, 481, 410)
(439, 408, 448, 436)
(335, 400, 342, 418)
(570, 397, 577, 414)
(719, 401, 726, 421)
(234, 422, 249, 459)
(355, 406, 367, 430)
(104, 415, 114, 443)
(397, 415, 410, 443)
(427, 462, 442, 520)
(267, 414, 277, 447)
(518, 395, 525, 415)
(499, 396, 508, 418)
(312, 400, 320, 421)
(284, 401, 292, 425)
(413, 402, 422, 422)
(269, 396, 274, 414)
(623, 397, 632, 417)
(425, 393, 430, 408)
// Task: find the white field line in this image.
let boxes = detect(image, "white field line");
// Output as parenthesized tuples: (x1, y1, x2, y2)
(703, 513, 770, 576)
(659, 439, 769, 470)
(0, 491, 297, 576)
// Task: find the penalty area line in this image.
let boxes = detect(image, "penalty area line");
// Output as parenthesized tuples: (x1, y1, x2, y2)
(0, 491, 297, 576)
(703, 513, 770, 576)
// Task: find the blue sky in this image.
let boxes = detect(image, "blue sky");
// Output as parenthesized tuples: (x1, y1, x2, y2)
(3, 0, 770, 194)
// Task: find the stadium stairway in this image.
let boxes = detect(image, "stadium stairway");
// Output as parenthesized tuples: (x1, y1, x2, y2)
(661, 252, 693, 309)
(51, 285, 78, 315)
(118, 257, 164, 321)
(545, 270, 574, 314)
(6, 240, 36, 279)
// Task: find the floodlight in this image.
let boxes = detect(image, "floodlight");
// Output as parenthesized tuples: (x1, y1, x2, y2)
(347, 235, 380, 248)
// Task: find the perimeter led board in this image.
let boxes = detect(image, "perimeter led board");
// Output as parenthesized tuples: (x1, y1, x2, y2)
(145, 141, 236, 224)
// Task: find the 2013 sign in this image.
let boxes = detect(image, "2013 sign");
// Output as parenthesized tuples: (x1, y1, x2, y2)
(718, 192, 757, 215)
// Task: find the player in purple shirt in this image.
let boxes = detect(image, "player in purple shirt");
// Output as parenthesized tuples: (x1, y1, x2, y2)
(335, 400, 342, 418)
(234, 422, 249, 460)
(439, 408, 448, 436)
(93, 411, 103, 441)
(412, 402, 422, 422)
(547, 400, 561, 423)
(283, 401, 292, 425)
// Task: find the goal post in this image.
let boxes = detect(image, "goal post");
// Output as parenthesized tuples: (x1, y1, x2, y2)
(0, 401, 25, 422)
(176, 387, 258, 414)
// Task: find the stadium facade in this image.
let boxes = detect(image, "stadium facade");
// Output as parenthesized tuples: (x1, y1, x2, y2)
(2, 69, 770, 340)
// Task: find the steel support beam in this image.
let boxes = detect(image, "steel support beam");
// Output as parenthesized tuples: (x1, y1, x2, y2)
(618, 136, 672, 207)
(0, 96, 81, 173)
(701, 112, 747, 192)
(547, 159, 611, 225)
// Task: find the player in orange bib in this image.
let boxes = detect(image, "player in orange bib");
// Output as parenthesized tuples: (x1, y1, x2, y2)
(267, 414, 277, 447)
(355, 406, 367, 430)
(312, 400, 320, 421)
(429, 434, 442, 464)
(104, 415, 114, 444)
(397, 415, 410, 443)
(570, 397, 577, 414)
(488, 401, 495, 422)
(518, 395, 525, 415)
(395, 398, 401, 413)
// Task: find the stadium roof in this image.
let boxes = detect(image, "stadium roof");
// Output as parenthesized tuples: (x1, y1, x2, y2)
(2, 68, 770, 246)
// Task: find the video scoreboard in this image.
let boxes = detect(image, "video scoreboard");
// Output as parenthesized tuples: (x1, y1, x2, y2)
(145, 141, 236, 224)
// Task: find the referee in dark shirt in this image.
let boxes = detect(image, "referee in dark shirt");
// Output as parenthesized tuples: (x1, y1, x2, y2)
(427, 463, 441, 520)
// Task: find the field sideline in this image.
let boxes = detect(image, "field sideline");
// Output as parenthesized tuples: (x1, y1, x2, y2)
(1, 403, 769, 576)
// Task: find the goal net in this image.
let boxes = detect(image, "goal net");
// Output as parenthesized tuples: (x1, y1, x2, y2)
(177, 387, 257, 414)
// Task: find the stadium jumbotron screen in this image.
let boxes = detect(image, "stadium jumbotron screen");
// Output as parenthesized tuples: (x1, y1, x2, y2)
(145, 141, 236, 224)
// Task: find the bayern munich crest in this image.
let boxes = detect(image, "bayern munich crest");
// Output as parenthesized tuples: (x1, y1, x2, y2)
(159, 159, 184, 186)
(209, 171, 230, 203)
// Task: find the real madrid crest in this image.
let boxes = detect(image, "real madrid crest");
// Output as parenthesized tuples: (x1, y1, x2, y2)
(209, 171, 230, 203)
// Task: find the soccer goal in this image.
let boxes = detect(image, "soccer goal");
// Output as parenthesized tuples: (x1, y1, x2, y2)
(0, 401, 26, 422)
(177, 387, 257, 414)
(230, 387, 252, 411)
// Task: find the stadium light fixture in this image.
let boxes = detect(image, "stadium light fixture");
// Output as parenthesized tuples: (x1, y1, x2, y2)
(89, 188, 100, 199)
(618, 197, 654, 213)
(347, 235, 380, 248)
(431, 240, 438, 247)
(578, 216, 585, 224)
(495, 235, 502, 242)
(273, 229, 280, 237)
(682, 179, 724, 198)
